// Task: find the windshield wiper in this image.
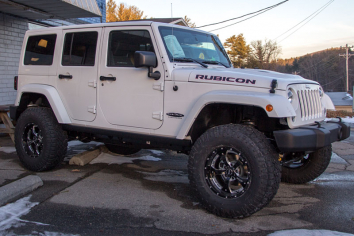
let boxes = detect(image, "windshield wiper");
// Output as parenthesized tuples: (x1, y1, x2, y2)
(173, 57, 208, 68)
(202, 60, 230, 68)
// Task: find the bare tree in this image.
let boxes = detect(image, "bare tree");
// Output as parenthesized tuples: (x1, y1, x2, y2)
(248, 39, 281, 69)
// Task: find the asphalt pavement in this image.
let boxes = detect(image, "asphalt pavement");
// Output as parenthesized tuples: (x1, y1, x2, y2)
(0, 132, 354, 236)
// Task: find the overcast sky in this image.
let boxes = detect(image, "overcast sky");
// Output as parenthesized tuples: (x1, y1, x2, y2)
(116, 0, 354, 59)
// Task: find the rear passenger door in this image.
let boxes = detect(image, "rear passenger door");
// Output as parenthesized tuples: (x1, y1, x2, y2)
(57, 28, 102, 122)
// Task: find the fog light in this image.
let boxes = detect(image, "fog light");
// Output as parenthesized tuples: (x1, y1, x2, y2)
(266, 104, 273, 112)
(292, 117, 296, 122)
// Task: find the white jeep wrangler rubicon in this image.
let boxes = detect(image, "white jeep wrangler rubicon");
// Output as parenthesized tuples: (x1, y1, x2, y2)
(10, 21, 350, 218)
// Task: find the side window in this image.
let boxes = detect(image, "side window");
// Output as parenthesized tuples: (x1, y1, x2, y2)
(107, 30, 154, 67)
(62, 32, 98, 66)
(24, 34, 57, 65)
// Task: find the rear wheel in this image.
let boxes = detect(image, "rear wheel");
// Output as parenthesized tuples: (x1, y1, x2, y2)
(105, 144, 141, 155)
(281, 145, 332, 184)
(188, 124, 281, 218)
(15, 107, 68, 172)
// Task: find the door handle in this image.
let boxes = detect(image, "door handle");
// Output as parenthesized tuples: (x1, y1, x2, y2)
(59, 74, 73, 79)
(100, 76, 116, 81)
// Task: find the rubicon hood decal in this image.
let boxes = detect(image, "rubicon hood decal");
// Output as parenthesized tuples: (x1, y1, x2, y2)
(195, 74, 256, 84)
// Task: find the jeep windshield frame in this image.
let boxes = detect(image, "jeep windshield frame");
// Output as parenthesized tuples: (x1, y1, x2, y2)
(158, 26, 232, 68)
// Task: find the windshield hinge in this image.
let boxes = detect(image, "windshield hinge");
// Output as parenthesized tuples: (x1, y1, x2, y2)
(153, 82, 164, 91)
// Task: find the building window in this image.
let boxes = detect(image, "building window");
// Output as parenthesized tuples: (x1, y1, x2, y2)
(107, 30, 154, 67)
(24, 34, 57, 66)
(62, 32, 98, 66)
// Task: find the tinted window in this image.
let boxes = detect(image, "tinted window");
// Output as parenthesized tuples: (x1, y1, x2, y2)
(62, 32, 98, 66)
(107, 30, 154, 67)
(24, 34, 57, 65)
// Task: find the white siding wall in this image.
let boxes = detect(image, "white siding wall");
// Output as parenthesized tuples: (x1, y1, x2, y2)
(0, 13, 28, 105)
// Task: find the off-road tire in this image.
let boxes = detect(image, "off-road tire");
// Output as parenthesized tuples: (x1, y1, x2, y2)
(105, 144, 141, 155)
(188, 124, 281, 218)
(281, 145, 332, 184)
(15, 107, 68, 172)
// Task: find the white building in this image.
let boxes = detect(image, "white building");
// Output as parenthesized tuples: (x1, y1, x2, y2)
(0, 0, 103, 105)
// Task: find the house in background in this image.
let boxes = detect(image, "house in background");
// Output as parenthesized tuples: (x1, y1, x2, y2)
(143, 18, 188, 26)
(0, 0, 106, 106)
(326, 92, 353, 112)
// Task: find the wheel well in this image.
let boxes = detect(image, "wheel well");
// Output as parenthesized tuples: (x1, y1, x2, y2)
(16, 93, 51, 120)
(187, 103, 284, 142)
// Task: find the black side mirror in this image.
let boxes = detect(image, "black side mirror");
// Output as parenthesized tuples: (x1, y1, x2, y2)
(134, 51, 161, 80)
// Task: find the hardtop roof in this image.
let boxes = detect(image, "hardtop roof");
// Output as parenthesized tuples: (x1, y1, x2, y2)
(25, 21, 216, 36)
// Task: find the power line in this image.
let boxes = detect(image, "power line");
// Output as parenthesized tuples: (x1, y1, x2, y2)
(209, 5, 281, 32)
(300, 55, 338, 73)
(195, 0, 288, 29)
(277, 0, 334, 43)
(274, 0, 334, 40)
(321, 77, 344, 87)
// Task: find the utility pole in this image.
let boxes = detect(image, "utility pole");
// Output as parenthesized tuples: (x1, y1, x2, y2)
(339, 44, 354, 92)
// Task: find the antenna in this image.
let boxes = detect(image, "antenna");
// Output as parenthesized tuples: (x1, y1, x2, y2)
(171, 3, 174, 63)
(171, 3, 178, 91)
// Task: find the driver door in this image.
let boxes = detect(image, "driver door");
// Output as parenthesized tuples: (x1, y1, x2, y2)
(99, 27, 164, 129)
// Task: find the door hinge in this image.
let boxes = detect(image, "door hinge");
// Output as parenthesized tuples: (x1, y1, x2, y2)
(153, 82, 164, 91)
(88, 81, 97, 88)
(152, 111, 163, 121)
(88, 105, 96, 114)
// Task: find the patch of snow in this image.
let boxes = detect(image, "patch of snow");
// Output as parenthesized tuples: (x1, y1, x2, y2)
(0, 195, 47, 234)
(89, 153, 161, 165)
(138, 156, 162, 161)
(0, 147, 16, 153)
(149, 150, 164, 155)
(341, 117, 354, 123)
(36, 231, 79, 236)
(138, 169, 188, 184)
(269, 229, 354, 236)
(312, 172, 354, 182)
(326, 117, 354, 123)
(331, 153, 349, 165)
(68, 141, 103, 147)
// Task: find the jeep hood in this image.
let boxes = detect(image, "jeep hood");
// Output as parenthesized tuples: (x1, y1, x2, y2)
(175, 67, 318, 90)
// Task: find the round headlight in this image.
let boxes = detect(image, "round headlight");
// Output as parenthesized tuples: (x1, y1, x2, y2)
(319, 87, 324, 98)
(287, 89, 294, 103)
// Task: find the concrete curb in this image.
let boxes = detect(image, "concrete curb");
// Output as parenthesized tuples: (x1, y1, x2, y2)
(0, 175, 43, 206)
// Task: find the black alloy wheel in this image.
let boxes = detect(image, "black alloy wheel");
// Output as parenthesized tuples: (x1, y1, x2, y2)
(188, 124, 281, 218)
(281, 146, 332, 184)
(15, 107, 68, 172)
(22, 123, 44, 158)
(205, 147, 251, 199)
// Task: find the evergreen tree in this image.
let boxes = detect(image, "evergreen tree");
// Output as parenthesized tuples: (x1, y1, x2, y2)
(223, 34, 249, 68)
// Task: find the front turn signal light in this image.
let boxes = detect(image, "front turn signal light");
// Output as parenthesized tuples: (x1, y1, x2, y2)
(266, 104, 273, 112)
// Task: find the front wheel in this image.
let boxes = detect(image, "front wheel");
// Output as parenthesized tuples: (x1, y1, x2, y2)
(188, 124, 281, 218)
(281, 146, 332, 184)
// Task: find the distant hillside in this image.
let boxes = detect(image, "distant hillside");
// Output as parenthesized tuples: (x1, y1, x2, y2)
(274, 47, 354, 92)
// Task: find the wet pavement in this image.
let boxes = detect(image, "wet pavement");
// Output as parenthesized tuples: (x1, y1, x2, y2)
(0, 132, 354, 236)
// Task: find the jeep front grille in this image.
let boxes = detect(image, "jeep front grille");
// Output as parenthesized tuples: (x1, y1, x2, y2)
(297, 89, 322, 120)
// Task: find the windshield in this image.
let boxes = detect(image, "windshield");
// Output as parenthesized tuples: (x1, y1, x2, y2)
(159, 26, 231, 67)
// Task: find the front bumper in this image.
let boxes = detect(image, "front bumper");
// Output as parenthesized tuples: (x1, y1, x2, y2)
(274, 120, 350, 153)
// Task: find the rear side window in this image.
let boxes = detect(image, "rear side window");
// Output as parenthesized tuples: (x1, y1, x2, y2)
(24, 34, 57, 65)
(107, 30, 154, 67)
(62, 32, 98, 66)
